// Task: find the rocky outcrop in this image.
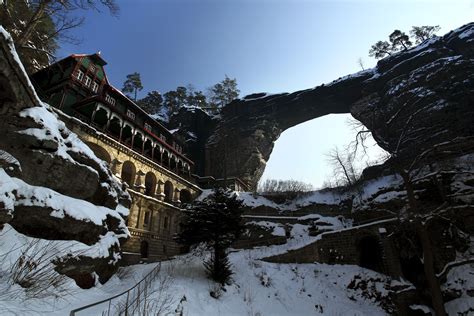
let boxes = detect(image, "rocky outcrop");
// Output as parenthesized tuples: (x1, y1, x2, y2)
(195, 23, 474, 189)
(0, 27, 130, 288)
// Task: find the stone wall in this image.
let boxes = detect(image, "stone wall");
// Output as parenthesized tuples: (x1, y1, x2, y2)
(264, 219, 403, 277)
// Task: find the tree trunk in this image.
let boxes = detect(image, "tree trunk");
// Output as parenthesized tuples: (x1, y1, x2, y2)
(400, 170, 417, 209)
(417, 223, 447, 316)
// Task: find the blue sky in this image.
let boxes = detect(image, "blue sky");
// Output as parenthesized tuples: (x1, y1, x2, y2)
(58, 0, 474, 187)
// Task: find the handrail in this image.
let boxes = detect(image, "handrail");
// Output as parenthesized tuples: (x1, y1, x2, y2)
(69, 262, 161, 316)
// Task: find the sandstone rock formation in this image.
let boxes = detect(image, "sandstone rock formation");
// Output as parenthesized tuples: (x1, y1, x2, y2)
(177, 23, 474, 189)
(0, 27, 130, 288)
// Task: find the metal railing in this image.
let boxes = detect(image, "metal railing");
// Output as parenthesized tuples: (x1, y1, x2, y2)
(69, 262, 161, 316)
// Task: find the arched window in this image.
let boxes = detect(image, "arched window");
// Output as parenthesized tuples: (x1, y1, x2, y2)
(180, 189, 192, 203)
(144, 172, 156, 196)
(140, 240, 149, 258)
(107, 116, 121, 139)
(121, 161, 136, 187)
(143, 138, 153, 158)
(133, 132, 143, 153)
(86, 142, 111, 164)
(162, 151, 170, 168)
(164, 181, 173, 202)
(92, 107, 108, 129)
(121, 124, 133, 146)
(143, 210, 151, 226)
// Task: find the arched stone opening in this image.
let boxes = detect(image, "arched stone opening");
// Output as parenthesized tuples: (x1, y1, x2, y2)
(164, 181, 173, 203)
(92, 107, 108, 129)
(144, 172, 157, 196)
(162, 151, 170, 168)
(122, 124, 133, 146)
(357, 234, 383, 272)
(140, 240, 149, 258)
(143, 138, 153, 159)
(121, 161, 136, 187)
(177, 160, 183, 175)
(133, 132, 144, 153)
(86, 142, 111, 164)
(180, 189, 192, 203)
(170, 156, 177, 171)
(107, 116, 122, 139)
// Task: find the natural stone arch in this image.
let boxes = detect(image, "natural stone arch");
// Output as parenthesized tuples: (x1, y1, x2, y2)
(164, 180, 173, 203)
(121, 160, 136, 187)
(180, 189, 192, 203)
(86, 142, 111, 164)
(356, 233, 383, 272)
(144, 171, 156, 196)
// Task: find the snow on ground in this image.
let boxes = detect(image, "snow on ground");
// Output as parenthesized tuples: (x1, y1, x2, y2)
(247, 221, 286, 237)
(235, 190, 346, 211)
(0, 221, 392, 316)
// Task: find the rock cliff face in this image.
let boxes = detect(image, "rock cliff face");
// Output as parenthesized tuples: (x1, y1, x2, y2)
(189, 23, 473, 189)
(0, 28, 130, 288)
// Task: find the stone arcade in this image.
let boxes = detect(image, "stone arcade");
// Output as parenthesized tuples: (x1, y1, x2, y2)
(30, 53, 201, 263)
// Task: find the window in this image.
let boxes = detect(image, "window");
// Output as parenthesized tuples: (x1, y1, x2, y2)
(126, 110, 135, 120)
(75, 69, 84, 81)
(91, 81, 99, 93)
(143, 211, 150, 226)
(144, 123, 152, 132)
(160, 134, 166, 142)
(84, 76, 92, 87)
(89, 65, 96, 73)
(105, 94, 116, 106)
(164, 216, 169, 229)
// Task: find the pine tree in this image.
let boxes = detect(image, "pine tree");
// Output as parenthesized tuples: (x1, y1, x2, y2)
(177, 188, 244, 284)
(410, 25, 440, 44)
(209, 75, 240, 109)
(369, 40, 393, 59)
(122, 72, 143, 101)
(389, 30, 412, 51)
(136, 90, 163, 114)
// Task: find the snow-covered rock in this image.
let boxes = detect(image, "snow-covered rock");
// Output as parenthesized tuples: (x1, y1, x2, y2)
(0, 27, 130, 288)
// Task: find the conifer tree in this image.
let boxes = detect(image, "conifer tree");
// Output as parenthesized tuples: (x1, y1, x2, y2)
(136, 90, 163, 114)
(209, 76, 240, 109)
(388, 30, 412, 51)
(410, 25, 440, 44)
(122, 72, 143, 101)
(177, 188, 244, 284)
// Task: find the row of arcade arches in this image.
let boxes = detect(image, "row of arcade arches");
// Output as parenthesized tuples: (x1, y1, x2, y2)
(86, 142, 193, 203)
(88, 105, 191, 178)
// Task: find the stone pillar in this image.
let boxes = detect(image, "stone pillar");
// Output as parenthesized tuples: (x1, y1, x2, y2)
(110, 158, 123, 178)
(134, 170, 146, 193)
(174, 188, 181, 204)
(155, 180, 165, 201)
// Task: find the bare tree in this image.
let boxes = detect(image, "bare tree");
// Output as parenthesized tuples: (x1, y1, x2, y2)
(357, 57, 365, 71)
(1, 0, 118, 73)
(326, 147, 359, 187)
